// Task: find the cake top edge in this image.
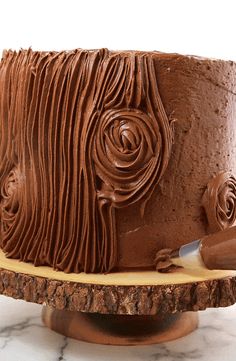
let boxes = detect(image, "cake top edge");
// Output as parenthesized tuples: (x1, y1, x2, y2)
(1, 48, 236, 66)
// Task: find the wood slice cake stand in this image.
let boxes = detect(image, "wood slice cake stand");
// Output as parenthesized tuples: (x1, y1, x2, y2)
(0, 250, 236, 345)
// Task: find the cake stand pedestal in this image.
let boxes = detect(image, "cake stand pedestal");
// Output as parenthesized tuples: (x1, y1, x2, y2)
(0, 250, 236, 345)
(42, 307, 198, 345)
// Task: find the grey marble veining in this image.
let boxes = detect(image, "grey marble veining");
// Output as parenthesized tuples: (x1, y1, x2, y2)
(0, 295, 235, 361)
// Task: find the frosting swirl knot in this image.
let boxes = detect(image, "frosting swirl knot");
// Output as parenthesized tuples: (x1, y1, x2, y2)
(202, 171, 236, 232)
(93, 108, 167, 208)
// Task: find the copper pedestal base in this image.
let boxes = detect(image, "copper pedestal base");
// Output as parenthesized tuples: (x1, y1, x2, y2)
(42, 307, 198, 345)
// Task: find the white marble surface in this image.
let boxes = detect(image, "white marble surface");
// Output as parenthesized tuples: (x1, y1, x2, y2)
(0, 295, 236, 361)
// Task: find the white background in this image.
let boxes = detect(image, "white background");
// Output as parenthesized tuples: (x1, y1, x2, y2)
(0, 0, 235, 61)
(0, 2, 236, 360)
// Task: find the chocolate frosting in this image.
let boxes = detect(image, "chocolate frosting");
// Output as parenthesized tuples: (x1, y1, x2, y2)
(154, 248, 180, 272)
(1, 48, 236, 274)
(202, 172, 236, 232)
(0, 49, 173, 273)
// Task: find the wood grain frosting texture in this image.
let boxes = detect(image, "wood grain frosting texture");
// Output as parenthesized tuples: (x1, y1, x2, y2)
(0, 49, 174, 273)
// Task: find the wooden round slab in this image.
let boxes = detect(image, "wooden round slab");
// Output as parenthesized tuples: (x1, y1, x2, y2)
(0, 250, 236, 315)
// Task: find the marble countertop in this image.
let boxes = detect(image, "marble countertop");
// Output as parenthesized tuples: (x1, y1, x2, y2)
(0, 295, 235, 361)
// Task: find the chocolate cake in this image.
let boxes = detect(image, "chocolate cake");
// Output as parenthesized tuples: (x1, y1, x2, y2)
(0, 48, 235, 274)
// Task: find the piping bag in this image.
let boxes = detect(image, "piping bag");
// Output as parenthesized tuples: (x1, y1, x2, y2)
(155, 225, 236, 272)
